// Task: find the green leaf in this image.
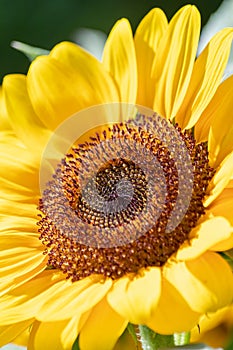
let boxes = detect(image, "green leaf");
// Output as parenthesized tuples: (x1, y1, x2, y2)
(174, 344, 221, 349)
(127, 323, 138, 344)
(223, 248, 233, 260)
(72, 338, 80, 350)
(11, 41, 49, 61)
(220, 251, 233, 269)
(225, 330, 233, 350)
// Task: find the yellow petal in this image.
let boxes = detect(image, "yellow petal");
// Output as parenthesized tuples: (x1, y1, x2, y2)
(134, 8, 168, 108)
(146, 277, 201, 334)
(0, 245, 45, 281)
(3, 74, 50, 153)
(107, 267, 161, 324)
(176, 28, 233, 129)
(153, 5, 200, 119)
(12, 324, 30, 347)
(28, 43, 119, 130)
(36, 276, 112, 321)
(79, 297, 128, 350)
(206, 188, 233, 251)
(226, 178, 233, 188)
(0, 319, 33, 347)
(0, 233, 45, 279)
(204, 150, 233, 207)
(205, 75, 233, 167)
(0, 233, 45, 251)
(102, 19, 137, 103)
(176, 217, 232, 260)
(50, 42, 122, 123)
(0, 217, 38, 233)
(0, 87, 12, 131)
(113, 329, 137, 350)
(28, 315, 87, 350)
(0, 130, 21, 145)
(0, 199, 38, 218)
(210, 234, 233, 252)
(190, 306, 231, 343)
(0, 137, 39, 202)
(0, 260, 46, 298)
(0, 270, 65, 325)
(164, 252, 233, 313)
(207, 188, 233, 226)
(195, 75, 233, 144)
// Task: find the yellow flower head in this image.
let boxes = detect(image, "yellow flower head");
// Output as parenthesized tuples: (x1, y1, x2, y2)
(1, 5, 233, 350)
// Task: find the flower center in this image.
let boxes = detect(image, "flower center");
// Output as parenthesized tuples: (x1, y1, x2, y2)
(38, 113, 214, 281)
(75, 158, 148, 227)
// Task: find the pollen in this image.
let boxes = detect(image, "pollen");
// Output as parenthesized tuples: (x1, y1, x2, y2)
(38, 113, 214, 281)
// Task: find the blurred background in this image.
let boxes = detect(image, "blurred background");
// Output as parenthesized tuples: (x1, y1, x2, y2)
(0, 0, 224, 82)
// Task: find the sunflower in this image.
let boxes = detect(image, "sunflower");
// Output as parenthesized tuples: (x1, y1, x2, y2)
(1, 4, 233, 350)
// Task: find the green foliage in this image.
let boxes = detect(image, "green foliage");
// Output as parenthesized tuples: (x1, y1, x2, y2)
(0, 0, 223, 82)
(72, 338, 80, 350)
(138, 326, 175, 350)
(11, 41, 49, 61)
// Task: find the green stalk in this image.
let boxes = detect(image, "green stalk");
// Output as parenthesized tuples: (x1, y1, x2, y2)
(138, 325, 174, 349)
(173, 332, 190, 346)
(137, 325, 190, 349)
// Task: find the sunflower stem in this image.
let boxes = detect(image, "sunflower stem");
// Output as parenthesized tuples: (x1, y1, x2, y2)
(137, 325, 174, 349)
(173, 331, 190, 346)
